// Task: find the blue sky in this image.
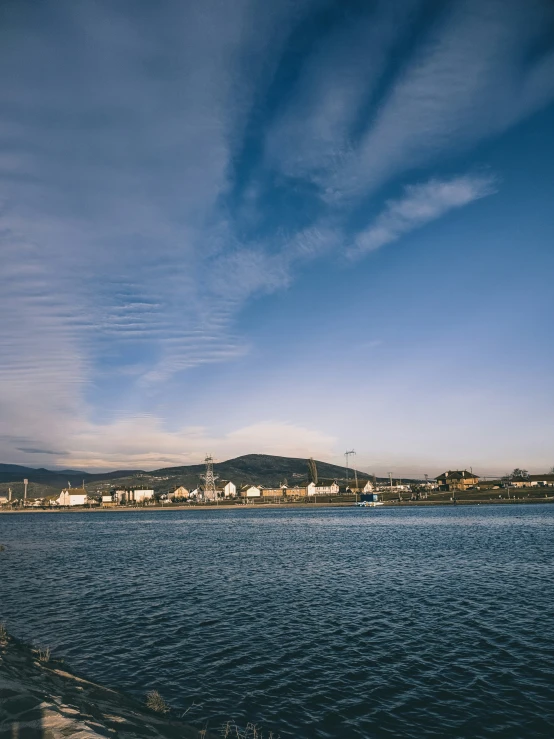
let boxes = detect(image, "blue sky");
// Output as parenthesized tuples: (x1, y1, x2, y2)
(1, 0, 553, 475)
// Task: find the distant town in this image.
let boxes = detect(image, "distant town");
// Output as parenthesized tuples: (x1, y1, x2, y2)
(1, 456, 553, 509)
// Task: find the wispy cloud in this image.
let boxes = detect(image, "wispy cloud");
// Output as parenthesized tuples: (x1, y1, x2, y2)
(1, 0, 553, 466)
(350, 173, 497, 257)
(0, 1, 310, 406)
(54, 419, 337, 471)
(264, 0, 554, 205)
(333, 0, 554, 198)
(16, 448, 67, 456)
(264, 1, 422, 181)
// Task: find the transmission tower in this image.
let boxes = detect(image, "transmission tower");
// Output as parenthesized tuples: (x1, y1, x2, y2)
(201, 454, 218, 501)
(344, 450, 356, 484)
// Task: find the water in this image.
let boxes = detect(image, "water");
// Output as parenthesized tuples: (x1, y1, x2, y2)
(1, 505, 554, 738)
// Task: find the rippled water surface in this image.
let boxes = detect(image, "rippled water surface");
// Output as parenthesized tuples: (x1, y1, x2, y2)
(1, 505, 554, 737)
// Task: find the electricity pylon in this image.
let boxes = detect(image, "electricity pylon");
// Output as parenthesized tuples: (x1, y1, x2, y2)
(201, 455, 218, 501)
(345, 450, 356, 484)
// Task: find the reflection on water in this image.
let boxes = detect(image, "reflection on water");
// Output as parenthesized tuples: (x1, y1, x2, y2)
(1, 505, 554, 738)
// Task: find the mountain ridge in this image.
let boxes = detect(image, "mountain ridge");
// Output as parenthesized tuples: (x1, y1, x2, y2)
(0, 454, 393, 497)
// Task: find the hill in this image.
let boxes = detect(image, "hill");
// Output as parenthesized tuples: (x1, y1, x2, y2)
(153, 453, 376, 488)
(0, 454, 384, 498)
(0, 464, 142, 488)
(106, 453, 383, 492)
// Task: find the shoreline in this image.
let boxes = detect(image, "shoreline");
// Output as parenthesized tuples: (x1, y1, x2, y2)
(0, 628, 215, 738)
(1, 498, 553, 514)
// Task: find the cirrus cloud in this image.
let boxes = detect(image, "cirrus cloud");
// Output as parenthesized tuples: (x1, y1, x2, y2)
(350, 173, 498, 257)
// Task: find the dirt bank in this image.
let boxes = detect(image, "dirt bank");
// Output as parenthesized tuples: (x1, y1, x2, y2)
(0, 629, 213, 738)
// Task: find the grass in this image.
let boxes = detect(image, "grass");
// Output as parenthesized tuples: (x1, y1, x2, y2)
(145, 690, 170, 714)
(36, 646, 51, 663)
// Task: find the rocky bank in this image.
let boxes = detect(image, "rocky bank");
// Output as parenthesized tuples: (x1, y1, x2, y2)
(0, 629, 213, 739)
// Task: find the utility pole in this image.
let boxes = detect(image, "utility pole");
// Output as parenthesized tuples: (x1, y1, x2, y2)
(389, 472, 399, 501)
(24, 478, 28, 506)
(345, 450, 356, 485)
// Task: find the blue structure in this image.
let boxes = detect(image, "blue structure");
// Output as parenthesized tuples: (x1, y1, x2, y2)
(360, 493, 379, 502)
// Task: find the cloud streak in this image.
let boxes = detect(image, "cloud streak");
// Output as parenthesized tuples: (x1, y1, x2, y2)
(16, 448, 67, 456)
(266, 0, 554, 202)
(350, 173, 497, 257)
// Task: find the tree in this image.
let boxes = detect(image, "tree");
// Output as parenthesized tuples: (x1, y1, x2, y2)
(510, 468, 529, 479)
(307, 457, 318, 485)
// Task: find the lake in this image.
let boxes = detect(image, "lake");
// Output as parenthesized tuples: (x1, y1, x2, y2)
(1, 505, 554, 738)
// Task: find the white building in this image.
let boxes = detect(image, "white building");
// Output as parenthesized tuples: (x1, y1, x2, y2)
(245, 486, 262, 498)
(132, 489, 154, 503)
(221, 481, 236, 497)
(362, 481, 374, 493)
(379, 484, 411, 493)
(114, 489, 154, 503)
(307, 482, 340, 496)
(102, 493, 114, 504)
(529, 474, 554, 487)
(57, 488, 87, 506)
(0, 496, 8, 505)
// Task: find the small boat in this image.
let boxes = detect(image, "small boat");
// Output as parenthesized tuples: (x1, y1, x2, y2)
(356, 501, 384, 507)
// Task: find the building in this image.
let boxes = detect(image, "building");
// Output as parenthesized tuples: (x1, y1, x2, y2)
(220, 481, 236, 497)
(285, 485, 307, 497)
(261, 486, 288, 498)
(132, 489, 154, 503)
(244, 486, 262, 498)
(421, 480, 438, 491)
(360, 492, 380, 502)
(436, 471, 479, 491)
(0, 496, 8, 506)
(346, 480, 374, 493)
(529, 474, 554, 487)
(102, 493, 117, 507)
(307, 481, 340, 496)
(114, 488, 155, 504)
(507, 476, 533, 489)
(346, 480, 375, 493)
(385, 484, 411, 493)
(42, 497, 61, 507)
(57, 488, 87, 506)
(477, 479, 501, 490)
(171, 486, 190, 500)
